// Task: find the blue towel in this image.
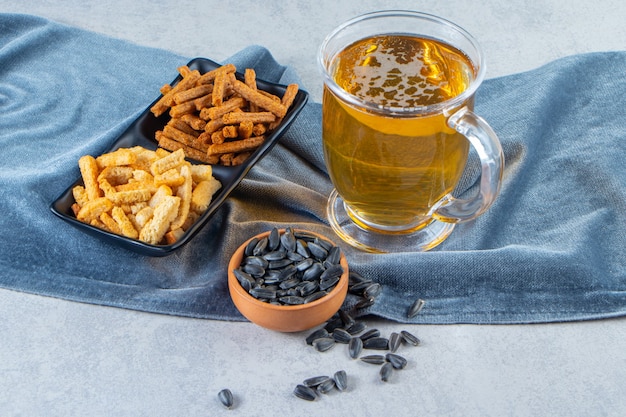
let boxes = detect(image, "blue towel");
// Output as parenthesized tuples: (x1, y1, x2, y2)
(1, 14, 624, 324)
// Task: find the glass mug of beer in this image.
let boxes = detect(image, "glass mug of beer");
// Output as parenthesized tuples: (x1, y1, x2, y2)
(318, 10, 504, 253)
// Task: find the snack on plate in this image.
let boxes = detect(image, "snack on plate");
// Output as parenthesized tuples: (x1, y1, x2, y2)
(151, 64, 299, 166)
(71, 146, 221, 245)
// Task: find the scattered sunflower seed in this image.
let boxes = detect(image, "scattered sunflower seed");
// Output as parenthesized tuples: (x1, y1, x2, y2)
(348, 336, 363, 359)
(354, 297, 375, 310)
(312, 337, 335, 352)
(303, 375, 331, 388)
(333, 370, 347, 392)
(407, 298, 426, 318)
(338, 309, 355, 328)
(332, 328, 352, 344)
(389, 332, 401, 353)
(346, 321, 367, 335)
(218, 388, 234, 409)
(400, 330, 421, 346)
(385, 353, 408, 370)
(316, 378, 336, 394)
(306, 328, 329, 345)
(360, 354, 386, 365)
(380, 362, 393, 382)
(362, 337, 389, 350)
(359, 329, 381, 341)
(294, 384, 317, 401)
(363, 283, 382, 299)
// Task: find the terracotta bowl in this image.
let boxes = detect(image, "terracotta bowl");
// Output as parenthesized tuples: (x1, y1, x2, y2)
(228, 229, 349, 332)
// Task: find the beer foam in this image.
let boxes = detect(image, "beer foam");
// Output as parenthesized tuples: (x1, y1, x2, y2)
(334, 35, 474, 109)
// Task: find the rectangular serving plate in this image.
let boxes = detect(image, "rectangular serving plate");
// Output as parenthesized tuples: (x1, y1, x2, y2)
(50, 57, 308, 256)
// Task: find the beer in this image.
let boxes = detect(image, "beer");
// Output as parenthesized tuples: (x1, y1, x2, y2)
(322, 35, 476, 231)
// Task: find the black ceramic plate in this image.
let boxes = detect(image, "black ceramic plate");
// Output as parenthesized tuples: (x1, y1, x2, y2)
(50, 57, 308, 256)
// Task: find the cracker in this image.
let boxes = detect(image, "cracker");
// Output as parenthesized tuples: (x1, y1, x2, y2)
(191, 178, 222, 214)
(207, 136, 266, 156)
(78, 155, 101, 201)
(139, 195, 181, 245)
(77, 197, 113, 223)
(170, 164, 193, 230)
(112, 206, 139, 239)
(150, 148, 185, 176)
(96, 148, 137, 169)
(230, 77, 287, 118)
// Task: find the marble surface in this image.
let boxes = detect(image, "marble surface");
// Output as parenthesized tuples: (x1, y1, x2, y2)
(1, 1, 625, 416)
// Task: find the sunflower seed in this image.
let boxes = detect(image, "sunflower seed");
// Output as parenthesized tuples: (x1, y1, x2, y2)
(325, 245, 342, 265)
(263, 250, 286, 261)
(302, 262, 324, 281)
(338, 309, 355, 328)
(319, 276, 340, 291)
(294, 384, 317, 401)
(279, 276, 301, 290)
(380, 362, 393, 382)
(269, 258, 293, 269)
(268, 227, 280, 250)
(244, 237, 259, 256)
(298, 280, 318, 297)
(363, 337, 389, 350)
(304, 291, 327, 303)
(242, 263, 265, 277)
(349, 337, 363, 359)
(303, 375, 330, 388)
(218, 388, 234, 409)
(354, 297, 375, 310)
(333, 370, 347, 392)
(305, 328, 329, 345)
(400, 330, 420, 346)
(316, 237, 333, 251)
(319, 264, 344, 281)
(348, 281, 373, 295)
(280, 229, 297, 252)
(359, 329, 380, 341)
(360, 354, 385, 365)
(248, 287, 277, 300)
(332, 328, 352, 344)
(363, 283, 382, 299)
(286, 251, 305, 262)
(346, 321, 367, 335)
(307, 242, 328, 259)
(312, 337, 335, 352)
(278, 264, 298, 281)
(316, 378, 336, 394)
(348, 270, 368, 285)
(279, 295, 305, 305)
(233, 269, 255, 291)
(324, 317, 344, 333)
(386, 353, 408, 370)
(252, 237, 268, 256)
(244, 255, 269, 268)
(407, 298, 425, 318)
(389, 332, 401, 353)
(296, 239, 310, 258)
(295, 258, 314, 271)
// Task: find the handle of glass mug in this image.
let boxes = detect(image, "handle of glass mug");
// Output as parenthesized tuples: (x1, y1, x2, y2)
(433, 106, 504, 223)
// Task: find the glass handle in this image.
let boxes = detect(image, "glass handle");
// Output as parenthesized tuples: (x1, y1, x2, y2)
(433, 106, 505, 223)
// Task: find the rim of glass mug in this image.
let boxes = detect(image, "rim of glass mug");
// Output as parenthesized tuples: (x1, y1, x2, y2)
(318, 10, 487, 116)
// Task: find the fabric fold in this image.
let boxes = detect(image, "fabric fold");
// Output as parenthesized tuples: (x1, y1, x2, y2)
(0, 14, 624, 324)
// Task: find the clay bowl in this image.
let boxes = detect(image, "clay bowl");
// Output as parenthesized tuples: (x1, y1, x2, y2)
(228, 229, 349, 332)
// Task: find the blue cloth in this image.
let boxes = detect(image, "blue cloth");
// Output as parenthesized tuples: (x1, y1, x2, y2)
(1, 14, 624, 324)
